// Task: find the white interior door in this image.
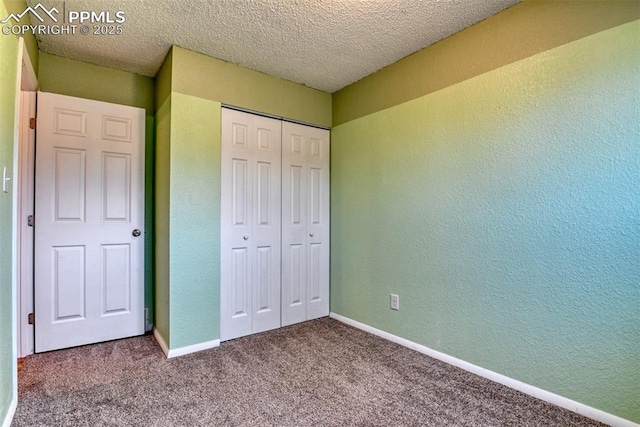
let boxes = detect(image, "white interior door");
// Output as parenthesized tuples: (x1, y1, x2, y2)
(282, 122, 330, 326)
(34, 91, 145, 352)
(221, 108, 282, 341)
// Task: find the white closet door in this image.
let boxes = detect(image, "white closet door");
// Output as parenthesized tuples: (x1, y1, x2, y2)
(282, 122, 330, 326)
(221, 109, 282, 341)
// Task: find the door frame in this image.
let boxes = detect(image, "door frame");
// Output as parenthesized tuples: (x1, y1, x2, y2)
(14, 38, 38, 358)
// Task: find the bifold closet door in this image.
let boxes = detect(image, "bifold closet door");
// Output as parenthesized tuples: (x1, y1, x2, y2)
(221, 109, 282, 341)
(282, 122, 330, 326)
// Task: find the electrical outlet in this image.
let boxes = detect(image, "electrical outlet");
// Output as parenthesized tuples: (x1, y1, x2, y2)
(2, 167, 10, 193)
(390, 294, 399, 310)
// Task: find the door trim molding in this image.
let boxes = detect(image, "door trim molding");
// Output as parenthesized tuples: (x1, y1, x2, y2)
(13, 37, 38, 357)
(329, 312, 636, 427)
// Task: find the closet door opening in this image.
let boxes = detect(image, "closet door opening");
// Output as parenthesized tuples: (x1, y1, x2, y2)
(220, 108, 330, 342)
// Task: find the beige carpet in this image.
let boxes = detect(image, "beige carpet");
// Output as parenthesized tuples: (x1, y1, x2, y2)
(14, 318, 604, 426)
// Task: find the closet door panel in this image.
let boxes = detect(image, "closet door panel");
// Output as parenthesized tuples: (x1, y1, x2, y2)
(282, 122, 330, 325)
(282, 126, 308, 326)
(251, 115, 281, 334)
(221, 110, 253, 340)
(221, 109, 281, 341)
(305, 127, 330, 321)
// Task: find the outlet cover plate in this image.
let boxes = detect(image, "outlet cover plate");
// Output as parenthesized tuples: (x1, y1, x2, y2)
(2, 167, 9, 193)
(390, 294, 399, 310)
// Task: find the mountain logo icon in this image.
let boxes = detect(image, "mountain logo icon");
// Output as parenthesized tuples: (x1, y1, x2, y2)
(1, 3, 59, 24)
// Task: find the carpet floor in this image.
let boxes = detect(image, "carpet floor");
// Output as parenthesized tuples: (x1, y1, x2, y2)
(14, 318, 604, 426)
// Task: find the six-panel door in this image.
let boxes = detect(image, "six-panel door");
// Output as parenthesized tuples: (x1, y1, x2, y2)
(221, 109, 282, 341)
(282, 122, 330, 326)
(34, 91, 145, 353)
(221, 109, 330, 341)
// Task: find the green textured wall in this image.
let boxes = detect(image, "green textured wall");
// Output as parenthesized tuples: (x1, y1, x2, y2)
(154, 95, 171, 343)
(2, 1, 38, 75)
(154, 91, 221, 349)
(0, 1, 38, 423)
(39, 53, 154, 112)
(155, 48, 172, 112)
(153, 52, 172, 345)
(38, 53, 156, 327)
(330, 21, 640, 422)
(0, 8, 19, 423)
(172, 46, 332, 127)
(168, 93, 221, 348)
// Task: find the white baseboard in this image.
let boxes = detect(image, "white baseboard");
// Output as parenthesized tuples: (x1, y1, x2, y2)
(153, 328, 220, 359)
(329, 312, 638, 427)
(1, 396, 17, 427)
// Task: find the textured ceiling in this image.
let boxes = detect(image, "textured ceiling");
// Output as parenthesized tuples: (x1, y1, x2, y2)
(28, 0, 520, 93)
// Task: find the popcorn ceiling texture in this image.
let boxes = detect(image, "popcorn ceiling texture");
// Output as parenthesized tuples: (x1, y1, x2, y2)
(28, 0, 519, 92)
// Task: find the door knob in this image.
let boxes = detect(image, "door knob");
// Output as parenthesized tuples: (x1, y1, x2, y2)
(309, 233, 314, 237)
(243, 235, 249, 240)
(132, 229, 141, 237)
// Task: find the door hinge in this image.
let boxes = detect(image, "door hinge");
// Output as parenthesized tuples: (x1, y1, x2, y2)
(29, 117, 36, 130)
(27, 214, 34, 227)
(28, 313, 34, 325)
